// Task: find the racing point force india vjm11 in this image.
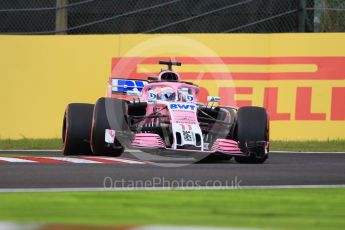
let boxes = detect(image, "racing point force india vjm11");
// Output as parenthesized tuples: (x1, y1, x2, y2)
(62, 60, 270, 163)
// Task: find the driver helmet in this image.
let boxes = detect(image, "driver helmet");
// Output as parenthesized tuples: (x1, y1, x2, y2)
(157, 87, 175, 101)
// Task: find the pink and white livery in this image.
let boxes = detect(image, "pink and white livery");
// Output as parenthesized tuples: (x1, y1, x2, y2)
(62, 60, 270, 163)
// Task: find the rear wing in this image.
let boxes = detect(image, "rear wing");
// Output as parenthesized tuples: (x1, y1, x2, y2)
(111, 78, 148, 95)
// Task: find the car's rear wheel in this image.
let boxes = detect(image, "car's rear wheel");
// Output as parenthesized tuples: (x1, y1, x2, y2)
(90, 97, 128, 157)
(234, 106, 269, 164)
(62, 103, 94, 155)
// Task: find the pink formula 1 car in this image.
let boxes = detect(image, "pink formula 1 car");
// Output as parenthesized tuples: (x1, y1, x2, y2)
(62, 61, 269, 163)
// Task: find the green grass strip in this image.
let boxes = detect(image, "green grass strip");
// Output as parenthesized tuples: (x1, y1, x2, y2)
(0, 189, 344, 230)
(0, 138, 62, 150)
(270, 140, 345, 152)
(1, 138, 345, 152)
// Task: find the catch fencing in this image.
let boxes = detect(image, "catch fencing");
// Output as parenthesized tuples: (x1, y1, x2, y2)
(1, 0, 343, 34)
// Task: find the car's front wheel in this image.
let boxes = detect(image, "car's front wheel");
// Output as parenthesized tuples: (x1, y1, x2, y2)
(90, 97, 128, 157)
(62, 103, 94, 155)
(234, 106, 269, 164)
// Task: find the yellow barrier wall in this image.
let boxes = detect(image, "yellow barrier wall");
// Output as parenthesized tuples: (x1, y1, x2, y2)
(0, 34, 344, 140)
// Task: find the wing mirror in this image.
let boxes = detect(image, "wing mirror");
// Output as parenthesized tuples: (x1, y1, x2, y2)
(127, 91, 141, 96)
(207, 96, 220, 103)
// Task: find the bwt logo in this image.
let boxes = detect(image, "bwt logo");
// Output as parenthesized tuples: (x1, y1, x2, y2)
(170, 104, 196, 111)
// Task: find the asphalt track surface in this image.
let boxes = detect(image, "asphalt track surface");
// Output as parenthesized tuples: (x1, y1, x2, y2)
(0, 150, 344, 189)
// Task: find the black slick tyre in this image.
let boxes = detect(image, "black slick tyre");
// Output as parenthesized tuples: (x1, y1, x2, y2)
(90, 97, 128, 157)
(62, 103, 94, 155)
(234, 106, 269, 164)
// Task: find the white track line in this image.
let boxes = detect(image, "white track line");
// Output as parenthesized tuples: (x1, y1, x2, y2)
(0, 157, 38, 163)
(86, 156, 146, 164)
(0, 156, 148, 164)
(0, 222, 41, 230)
(0, 184, 345, 193)
(44, 157, 102, 164)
